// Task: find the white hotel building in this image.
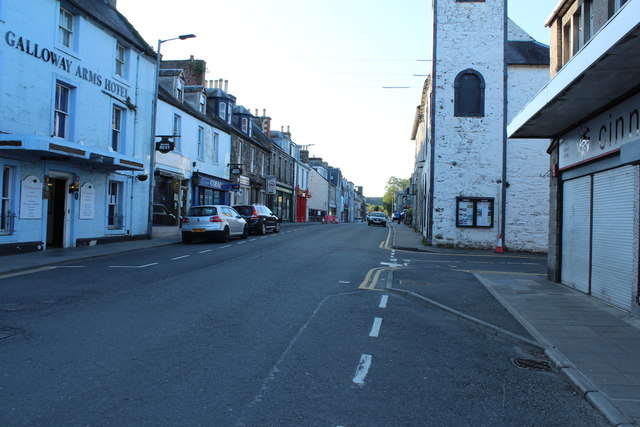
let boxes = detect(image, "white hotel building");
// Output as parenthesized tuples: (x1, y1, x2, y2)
(0, 0, 155, 252)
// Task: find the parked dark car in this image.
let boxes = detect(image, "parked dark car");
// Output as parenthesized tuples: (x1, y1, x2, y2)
(368, 211, 387, 227)
(232, 204, 280, 235)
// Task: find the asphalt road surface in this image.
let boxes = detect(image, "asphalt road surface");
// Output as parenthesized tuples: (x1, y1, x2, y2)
(0, 223, 607, 426)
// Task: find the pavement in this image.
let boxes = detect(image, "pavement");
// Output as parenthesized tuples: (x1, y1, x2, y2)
(389, 221, 640, 426)
(1, 221, 639, 425)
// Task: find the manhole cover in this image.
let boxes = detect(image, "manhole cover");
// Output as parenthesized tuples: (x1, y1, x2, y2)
(512, 358, 551, 371)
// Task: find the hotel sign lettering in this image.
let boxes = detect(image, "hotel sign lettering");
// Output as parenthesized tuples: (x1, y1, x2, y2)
(5, 30, 129, 100)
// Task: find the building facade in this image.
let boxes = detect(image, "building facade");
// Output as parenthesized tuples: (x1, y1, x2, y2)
(0, 0, 155, 252)
(416, 0, 550, 251)
(509, 0, 640, 313)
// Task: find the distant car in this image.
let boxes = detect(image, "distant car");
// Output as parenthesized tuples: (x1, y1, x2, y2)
(181, 205, 248, 243)
(324, 215, 339, 224)
(232, 204, 280, 235)
(153, 203, 177, 226)
(368, 211, 387, 227)
(354, 217, 364, 222)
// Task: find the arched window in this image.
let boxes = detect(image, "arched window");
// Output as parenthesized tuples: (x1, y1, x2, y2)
(454, 69, 485, 117)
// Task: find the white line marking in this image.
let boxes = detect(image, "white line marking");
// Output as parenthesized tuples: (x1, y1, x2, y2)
(369, 317, 383, 337)
(237, 241, 246, 245)
(171, 255, 190, 260)
(109, 262, 158, 269)
(55, 266, 85, 268)
(339, 281, 350, 284)
(353, 354, 373, 386)
(219, 245, 232, 248)
(249, 239, 257, 242)
(0, 266, 57, 279)
(379, 295, 388, 308)
(390, 258, 397, 262)
(199, 249, 212, 253)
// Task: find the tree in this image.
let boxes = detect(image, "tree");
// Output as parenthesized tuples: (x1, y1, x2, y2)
(383, 176, 409, 213)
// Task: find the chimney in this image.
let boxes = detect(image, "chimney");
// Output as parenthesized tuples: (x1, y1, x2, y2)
(190, 55, 194, 60)
(218, 79, 223, 90)
(255, 109, 259, 116)
(300, 150, 309, 164)
(285, 125, 291, 138)
(224, 80, 228, 92)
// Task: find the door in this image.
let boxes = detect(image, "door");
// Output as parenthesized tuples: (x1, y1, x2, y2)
(46, 178, 68, 248)
(590, 166, 638, 311)
(561, 176, 591, 294)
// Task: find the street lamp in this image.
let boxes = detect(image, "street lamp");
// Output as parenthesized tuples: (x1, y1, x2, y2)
(147, 34, 196, 237)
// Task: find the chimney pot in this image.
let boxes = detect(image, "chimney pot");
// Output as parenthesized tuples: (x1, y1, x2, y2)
(190, 55, 194, 60)
(224, 80, 228, 92)
(263, 108, 266, 116)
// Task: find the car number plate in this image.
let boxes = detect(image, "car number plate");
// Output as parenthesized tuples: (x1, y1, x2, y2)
(192, 228, 206, 232)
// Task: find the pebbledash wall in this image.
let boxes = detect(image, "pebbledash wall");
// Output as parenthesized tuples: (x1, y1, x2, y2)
(0, 0, 156, 251)
(427, 0, 549, 251)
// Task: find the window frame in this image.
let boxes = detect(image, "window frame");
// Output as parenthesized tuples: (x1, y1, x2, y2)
(54, 81, 72, 139)
(199, 93, 206, 113)
(241, 117, 248, 133)
(219, 102, 226, 120)
(111, 104, 124, 152)
(0, 166, 15, 234)
(173, 114, 182, 152)
(197, 126, 205, 160)
(115, 42, 126, 78)
(107, 180, 124, 230)
(176, 79, 184, 101)
(453, 69, 485, 118)
(212, 132, 219, 163)
(58, 7, 74, 49)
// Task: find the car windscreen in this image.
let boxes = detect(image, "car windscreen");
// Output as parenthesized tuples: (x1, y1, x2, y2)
(233, 206, 253, 216)
(371, 212, 385, 217)
(187, 207, 217, 216)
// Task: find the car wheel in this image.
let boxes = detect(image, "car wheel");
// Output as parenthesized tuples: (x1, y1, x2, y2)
(368, 222, 371, 226)
(273, 222, 280, 233)
(259, 220, 267, 235)
(182, 234, 192, 244)
(219, 227, 230, 243)
(241, 225, 249, 239)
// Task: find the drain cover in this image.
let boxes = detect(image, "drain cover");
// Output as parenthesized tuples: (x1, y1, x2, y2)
(512, 358, 551, 371)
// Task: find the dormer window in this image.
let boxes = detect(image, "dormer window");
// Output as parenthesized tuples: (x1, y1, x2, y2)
(176, 80, 184, 101)
(241, 117, 248, 133)
(199, 93, 206, 113)
(219, 102, 226, 120)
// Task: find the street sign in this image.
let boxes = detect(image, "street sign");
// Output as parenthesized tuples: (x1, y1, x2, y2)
(155, 136, 175, 154)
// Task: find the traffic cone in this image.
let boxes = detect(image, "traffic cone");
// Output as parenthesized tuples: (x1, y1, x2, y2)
(496, 234, 504, 253)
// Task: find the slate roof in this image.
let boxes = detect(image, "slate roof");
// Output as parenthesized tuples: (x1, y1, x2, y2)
(65, 0, 154, 58)
(160, 69, 183, 77)
(507, 41, 550, 66)
(158, 86, 233, 134)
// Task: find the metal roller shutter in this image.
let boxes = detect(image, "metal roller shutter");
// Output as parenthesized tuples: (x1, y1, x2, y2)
(591, 166, 639, 311)
(561, 176, 591, 294)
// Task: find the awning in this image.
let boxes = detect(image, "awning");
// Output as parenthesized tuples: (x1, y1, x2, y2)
(508, 2, 640, 139)
(0, 134, 145, 171)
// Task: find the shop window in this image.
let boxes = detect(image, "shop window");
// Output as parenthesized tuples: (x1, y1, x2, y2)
(454, 69, 484, 117)
(115, 43, 126, 78)
(456, 197, 494, 228)
(107, 181, 124, 229)
(58, 7, 74, 49)
(54, 81, 72, 139)
(111, 105, 124, 152)
(0, 166, 15, 234)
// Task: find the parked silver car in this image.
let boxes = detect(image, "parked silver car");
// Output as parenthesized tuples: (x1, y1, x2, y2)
(181, 205, 248, 243)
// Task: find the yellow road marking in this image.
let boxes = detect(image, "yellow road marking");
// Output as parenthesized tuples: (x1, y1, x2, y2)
(0, 266, 57, 280)
(358, 267, 386, 289)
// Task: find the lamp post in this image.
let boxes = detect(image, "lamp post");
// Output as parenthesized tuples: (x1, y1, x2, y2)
(147, 34, 196, 238)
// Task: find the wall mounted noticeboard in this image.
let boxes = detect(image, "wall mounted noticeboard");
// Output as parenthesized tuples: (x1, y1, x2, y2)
(456, 197, 494, 228)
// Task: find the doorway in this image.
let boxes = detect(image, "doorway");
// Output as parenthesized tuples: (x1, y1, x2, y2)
(46, 177, 67, 247)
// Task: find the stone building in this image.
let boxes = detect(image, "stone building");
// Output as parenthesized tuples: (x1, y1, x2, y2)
(414, 0, 550, 251)
(509, 0, 640, 313)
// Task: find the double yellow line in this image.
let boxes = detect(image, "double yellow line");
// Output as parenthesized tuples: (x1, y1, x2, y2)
(358, 266, 392, 291)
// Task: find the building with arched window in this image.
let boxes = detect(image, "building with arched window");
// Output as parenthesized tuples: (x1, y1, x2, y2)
(411, 0, 551, 251)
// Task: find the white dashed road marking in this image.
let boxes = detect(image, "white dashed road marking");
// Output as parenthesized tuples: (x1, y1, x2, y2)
(379, 295, 388, 308)
(171, 255, 190, 260)
(369, 317, 382, 337)
(353, 354, 372, 386)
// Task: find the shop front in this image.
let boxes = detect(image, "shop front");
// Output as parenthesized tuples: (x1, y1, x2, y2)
(273, 186, 293, 222)
(192, 172, 236, 207)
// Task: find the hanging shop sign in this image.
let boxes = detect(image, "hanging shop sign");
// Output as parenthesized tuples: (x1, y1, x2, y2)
(155, 136, 175, 154)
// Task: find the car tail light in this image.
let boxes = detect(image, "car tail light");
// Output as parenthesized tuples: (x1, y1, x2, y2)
(251, 207, 259, 219)
(182, 217, 189, 224)
(209, 216, 222, 223)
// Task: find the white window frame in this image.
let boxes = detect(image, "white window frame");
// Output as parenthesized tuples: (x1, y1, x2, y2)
(0, 166, 15, 234)
(111, 105, 124, 152)
(212, 132, 219, 163)
(115, 43, 126, 78)
(219, 102, 226, 120)
(197, 126, 205, 160)
(59, 7, 74, 49)
(199, 93, 206, 113)
(241, 117, 248, 133)
(173, 114, 182, 151)
(54, 81, 72, 139)
(176, 79, 184, 101)
(107, 180, 124, 229)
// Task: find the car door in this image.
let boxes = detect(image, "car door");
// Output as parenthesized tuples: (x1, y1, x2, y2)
(264, 207, 277, 228)
(226, 207, 243, 235)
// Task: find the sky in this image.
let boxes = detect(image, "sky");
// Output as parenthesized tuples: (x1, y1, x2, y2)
(117, 0, 559, 197)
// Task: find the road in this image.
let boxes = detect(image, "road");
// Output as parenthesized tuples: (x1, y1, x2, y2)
(0, 223, 606, 426)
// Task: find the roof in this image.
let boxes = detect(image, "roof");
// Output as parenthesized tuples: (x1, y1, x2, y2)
(158, 86, 233, 134)
(65, 0, 154, 58)
(160, 69, 183, 77)
(506, 41, 550, 65)
(508, 2, 640, 139)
